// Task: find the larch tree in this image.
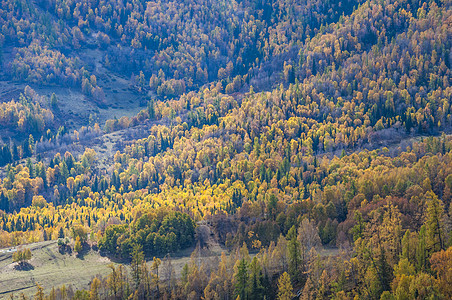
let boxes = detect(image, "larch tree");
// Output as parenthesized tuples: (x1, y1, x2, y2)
(89, 277, 101, 300)
(34, 283, 44, 300)
(424, 192, 445, 253)
(277, 272, 294, 300)
(131, 244, 144, 289)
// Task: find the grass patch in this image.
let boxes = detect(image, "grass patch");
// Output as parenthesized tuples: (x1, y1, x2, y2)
(0, 241, 115, 298)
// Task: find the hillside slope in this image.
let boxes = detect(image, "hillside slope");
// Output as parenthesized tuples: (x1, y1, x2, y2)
(0, 241, 113, 297)
(0, 0, 451, 299)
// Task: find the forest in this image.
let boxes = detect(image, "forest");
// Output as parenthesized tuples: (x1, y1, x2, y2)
(0, 0, 451, 299)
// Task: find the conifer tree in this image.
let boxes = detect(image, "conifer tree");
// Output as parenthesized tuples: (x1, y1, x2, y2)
(235, 259, 248, 300)
(417, 225, 427, 272)
(89, 277, 101, 300)
(131, 244, 144, 289)
(35, 283, 44, 300)
(287, 225, 302, 283)
(424, 192, 445, 252)
(248, 257, 263, 300)
(277, 272, 294, 300)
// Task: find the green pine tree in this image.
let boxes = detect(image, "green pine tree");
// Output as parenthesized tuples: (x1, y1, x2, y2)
(235, 258, 249, 300)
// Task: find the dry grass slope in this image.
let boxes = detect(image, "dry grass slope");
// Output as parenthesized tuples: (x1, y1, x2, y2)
(0, 241, 115, 298)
